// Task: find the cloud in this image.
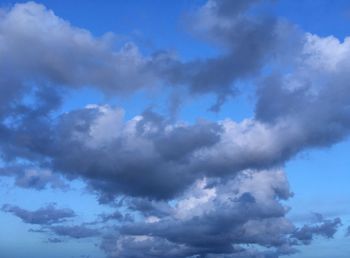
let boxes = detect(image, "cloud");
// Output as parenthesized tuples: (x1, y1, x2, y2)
(0, 98, 348, 202)
(98, 211, 134, 223)
(0, 166, 68, 190)
(0, 105, 286, 200)
(0, 1, 348, 258)
(0, 2, 156, 96)
(1, 203, 75, 225)
(254, 33, 350, 156)
(2, 2, 340, 203)
(49, 225, 101, 239)
(5, 28, 350, 201)
(0, 0, 287, 116)
(292, 217, 342, 245)
(346, 226, 350, 237)
(127, 198, 172, 218)
(0, 2, 162, 144)
(46, 237, 63, 243)
(151, 0, 298, 111)
(100, 170, 339, 258)
(1, 105, 223, 200)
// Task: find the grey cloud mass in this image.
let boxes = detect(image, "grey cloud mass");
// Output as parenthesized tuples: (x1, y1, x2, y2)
(0, 2, 156, 95)
(101, 170, 340, 258)
(0, 1, 335, 202)
(0, 0, 279, 114)
(151, 0, 292, 111)
(0, 1, 348, 258)
(49, 225, 101, 239)
(3, 204, 101, 239)
(1, 203, 75, 225)
(292, 217, 342, 245)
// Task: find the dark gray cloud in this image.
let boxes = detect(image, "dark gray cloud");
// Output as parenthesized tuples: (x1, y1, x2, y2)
(49, 225, 101, 239)
(0, 0, 283, 117)
(99, 211, 124, 222)
(29, 228, 48, 233)
(117, 173, 292, 256)
(292, 217, 342, 245)
(100, 170, 338, 258)
(151, 0, 295, 111)
(0, 104, 292, 201)
(127, 198, 172, 218)
(1, 105, 224, 200)
(4, 27, 347, 202)
(0, 1, 329, 203)
(46, 237, 63, 243)
(16, 208, 102, 239)
(254, 33, 350, 159)
(1, 203, 75, 225)
(0, 97, 348, 203)
(90, 211, 134, 224)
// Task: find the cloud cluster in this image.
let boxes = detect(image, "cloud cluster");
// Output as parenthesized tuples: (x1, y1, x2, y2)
(101, 170, 340, 258)
(0, 1, 349, 258)
(2, 98, 348, 202)
(0, 0, 298, 117)
(0, 104, 315, 200)
(2, 1, 348, 201)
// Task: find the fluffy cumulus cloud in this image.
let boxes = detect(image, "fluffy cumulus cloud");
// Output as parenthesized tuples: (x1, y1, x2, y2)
(101, 170, 294, 258)
(100, 170, 341, 258)
(1, 102, 347, 202)
(0, 1, 349, 258)
(255, 33, 350, 148)
(0, 104, 325, 201)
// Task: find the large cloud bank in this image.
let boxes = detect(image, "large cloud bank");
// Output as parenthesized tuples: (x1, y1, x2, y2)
(0, 1, 349, 257)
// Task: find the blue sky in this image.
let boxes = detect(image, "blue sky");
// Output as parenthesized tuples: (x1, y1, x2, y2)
(0, 1, 349, 258)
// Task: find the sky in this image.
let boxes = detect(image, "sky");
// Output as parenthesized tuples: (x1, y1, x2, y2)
(0, 0, 350, 258)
